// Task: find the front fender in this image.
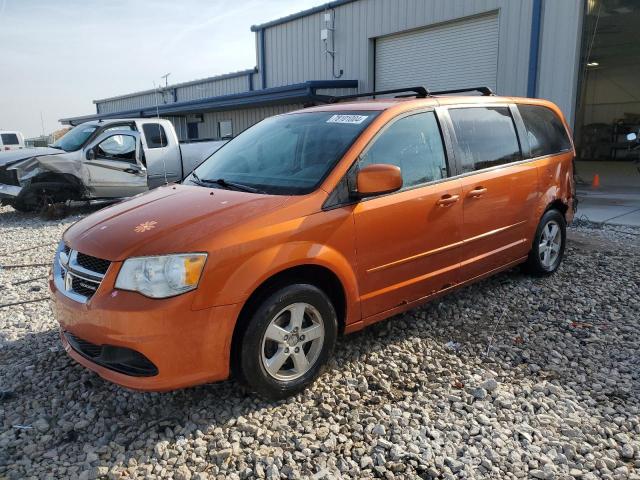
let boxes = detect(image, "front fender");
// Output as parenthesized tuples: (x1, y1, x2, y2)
(192, 241, 361, 325)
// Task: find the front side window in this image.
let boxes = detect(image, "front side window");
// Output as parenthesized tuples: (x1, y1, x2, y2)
(95, 134, 137, 163)
(449, 107, 521, 172)
(190, 111, 379, 195)
(359, 111, 448, 189)
(519, 105, 572, 158)
(142, 124, 168, 149)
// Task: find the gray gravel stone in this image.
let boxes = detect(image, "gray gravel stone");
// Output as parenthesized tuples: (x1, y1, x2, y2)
(1, 207, 639, 479)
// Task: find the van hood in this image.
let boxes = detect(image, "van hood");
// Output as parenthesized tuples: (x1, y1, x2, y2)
(64, 184, 290, 261)
(0, 147, 64, 167)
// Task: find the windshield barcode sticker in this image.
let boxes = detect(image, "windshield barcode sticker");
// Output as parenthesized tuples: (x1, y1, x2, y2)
(326, 114, 369, 124)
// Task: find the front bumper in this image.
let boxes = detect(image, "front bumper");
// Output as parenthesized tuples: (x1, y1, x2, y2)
(49, 252, 242, 391)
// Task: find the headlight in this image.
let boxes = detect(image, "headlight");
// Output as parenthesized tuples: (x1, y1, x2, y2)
(115, 253, 207, 298)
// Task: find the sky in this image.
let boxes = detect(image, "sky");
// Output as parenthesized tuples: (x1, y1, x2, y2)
(0, 0, 322, 137)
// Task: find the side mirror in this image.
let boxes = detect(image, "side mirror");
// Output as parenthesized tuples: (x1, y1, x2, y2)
(354, 163, 403, 198)
(627, 132, 637, 142)
(86, 148, 96, 161)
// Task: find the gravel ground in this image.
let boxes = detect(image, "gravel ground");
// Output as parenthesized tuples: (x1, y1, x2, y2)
(1, 204, 639, 480)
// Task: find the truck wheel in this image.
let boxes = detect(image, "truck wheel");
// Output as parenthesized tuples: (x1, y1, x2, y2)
(523, 209, 566, 276)
(12, 186, 51, 213)
(236, 284, 337, 400)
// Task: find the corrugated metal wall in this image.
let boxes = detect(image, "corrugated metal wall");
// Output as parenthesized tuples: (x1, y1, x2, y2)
(259, 0, 583, 123)
(176, 75, 249, 102)
(92, 0, 583, 128)
(97, 91, 166, 114)
(95, 72, 254, 114)
(197, 104, 304, 140)
(537, 0, 583, 125)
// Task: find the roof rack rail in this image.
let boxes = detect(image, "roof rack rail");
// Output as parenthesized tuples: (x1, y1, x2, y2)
(307, 85, 495, 106)
(430, 86, 494, 96)
(318, 86, 429, 104)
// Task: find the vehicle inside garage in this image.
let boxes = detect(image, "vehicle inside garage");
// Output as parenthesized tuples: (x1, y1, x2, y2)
(575, 0, 640, 164)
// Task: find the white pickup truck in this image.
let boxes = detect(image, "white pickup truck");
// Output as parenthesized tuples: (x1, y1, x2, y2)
(0, 118, 226, 212)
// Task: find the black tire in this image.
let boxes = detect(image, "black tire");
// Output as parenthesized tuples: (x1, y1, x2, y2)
(523, 209, 566, 276)
(236, 284, 337, 400)
(12, 186, 50, 213)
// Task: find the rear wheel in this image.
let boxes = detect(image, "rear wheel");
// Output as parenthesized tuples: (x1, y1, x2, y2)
(236, 284, 337, 400)
(523, 209, 566, 276)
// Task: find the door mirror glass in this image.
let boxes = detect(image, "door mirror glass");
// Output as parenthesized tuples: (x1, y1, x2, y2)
(627, 132, 637, 142)
(355, 164, 403, 198)
(85, 148, 96, 161)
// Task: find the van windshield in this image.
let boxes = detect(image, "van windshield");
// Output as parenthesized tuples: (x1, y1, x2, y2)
(188, 111, 379, 195)
(50, 124, 98, 152)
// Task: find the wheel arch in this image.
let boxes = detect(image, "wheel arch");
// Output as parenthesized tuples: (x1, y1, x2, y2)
(229, 263, 348, 378)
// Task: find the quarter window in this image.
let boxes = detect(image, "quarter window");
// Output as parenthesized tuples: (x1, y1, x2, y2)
(142, 124, 168, 149)
(449, 107, 521, 172)
(518, 105, 572, 157)
(359, 112, 448, 189)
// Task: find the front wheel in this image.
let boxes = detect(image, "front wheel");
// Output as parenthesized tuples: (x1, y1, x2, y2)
(236, 284, 337, 400)
(523, 209, 566, 276)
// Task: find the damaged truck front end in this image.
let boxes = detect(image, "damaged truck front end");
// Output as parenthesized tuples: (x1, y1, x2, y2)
(0, 149, 85, 212)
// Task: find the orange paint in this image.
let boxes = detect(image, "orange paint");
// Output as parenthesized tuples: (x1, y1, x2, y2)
(50, 95, 575, 391)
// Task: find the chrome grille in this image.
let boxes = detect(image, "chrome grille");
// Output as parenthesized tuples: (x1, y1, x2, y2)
(55, 244, 110, 303)
(76, 252, 110, 275)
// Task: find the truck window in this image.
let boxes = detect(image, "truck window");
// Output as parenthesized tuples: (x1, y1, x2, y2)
(1, 133, 19, 145)
(142, 124, 168, 149)
(518, 105, 572, 158)
(95, 134, 137, 163)
(449, 107, 521, 172)
(359, 111, 448, 189)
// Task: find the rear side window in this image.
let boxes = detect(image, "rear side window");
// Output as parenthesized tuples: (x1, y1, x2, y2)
(359, 111, 448, 189)
(449, 107, 521, 172)
(518, 105, 572, 157)
(1, 133, 19, 145)
(142, 124, 168, 149)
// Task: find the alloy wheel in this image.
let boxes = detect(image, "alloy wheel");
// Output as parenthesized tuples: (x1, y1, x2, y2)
(539, 220, 562, 269)
(260, 302, 325, 381)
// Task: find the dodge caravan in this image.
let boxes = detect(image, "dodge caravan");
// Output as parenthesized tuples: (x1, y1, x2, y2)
(50, 88, 576, 399)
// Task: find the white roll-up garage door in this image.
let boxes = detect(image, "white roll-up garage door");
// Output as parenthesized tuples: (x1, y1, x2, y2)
(375, 14, 499, 93)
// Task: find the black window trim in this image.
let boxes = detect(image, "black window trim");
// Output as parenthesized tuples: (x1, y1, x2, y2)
(323, 107, 457, 210)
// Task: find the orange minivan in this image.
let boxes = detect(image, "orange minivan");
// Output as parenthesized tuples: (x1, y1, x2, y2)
(50, 87, 576, 399)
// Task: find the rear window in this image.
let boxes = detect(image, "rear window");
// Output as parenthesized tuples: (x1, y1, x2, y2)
(448, 107, 521, 172)
(518, 105, 572, 158)
(142, 124, 168, 149)
(1, 133, 19, 145)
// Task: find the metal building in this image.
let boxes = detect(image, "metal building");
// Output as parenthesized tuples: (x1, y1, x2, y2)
(61, 0, 640, 161)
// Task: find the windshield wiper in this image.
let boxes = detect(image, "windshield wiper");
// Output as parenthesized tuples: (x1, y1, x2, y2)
(192, 173, 264, 194)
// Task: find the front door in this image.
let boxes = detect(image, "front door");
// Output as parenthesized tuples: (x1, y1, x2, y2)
(83, 131, 148, 198)
(352, 110, 464, 320)
(446, 106, 537, 281)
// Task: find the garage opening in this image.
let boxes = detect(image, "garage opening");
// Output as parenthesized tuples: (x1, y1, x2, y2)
(374, 14, 499, 93)
(575, 0, 640, 185)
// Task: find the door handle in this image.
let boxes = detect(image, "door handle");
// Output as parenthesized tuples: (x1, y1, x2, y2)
(124, 168, 141, 174)
(436, 194, 460, 206)
(467, 187, 488, 198)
